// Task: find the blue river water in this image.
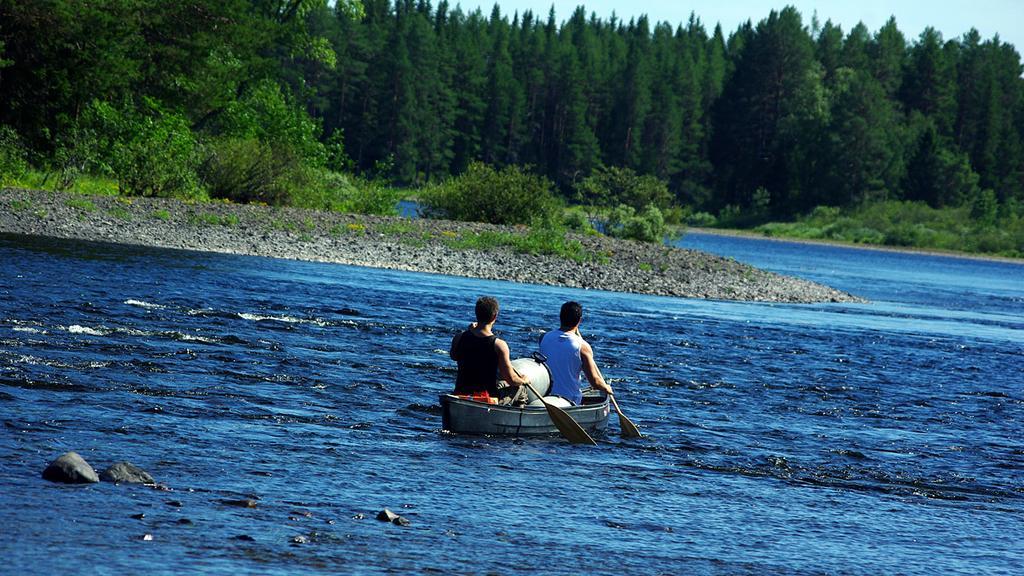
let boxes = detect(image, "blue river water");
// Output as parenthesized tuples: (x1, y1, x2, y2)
(1, 231, 1022, 575)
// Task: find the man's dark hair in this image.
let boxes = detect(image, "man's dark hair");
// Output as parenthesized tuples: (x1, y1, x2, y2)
(559, 301, 583, 327)
(475, 296, 499, 324)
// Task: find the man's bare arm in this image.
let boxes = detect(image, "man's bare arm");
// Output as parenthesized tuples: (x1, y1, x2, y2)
(495, 339, 529, 386)
(580, 341, 613, 395)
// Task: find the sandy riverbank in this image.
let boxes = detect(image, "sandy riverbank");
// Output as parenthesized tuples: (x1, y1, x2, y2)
(0, 188, 864, 303)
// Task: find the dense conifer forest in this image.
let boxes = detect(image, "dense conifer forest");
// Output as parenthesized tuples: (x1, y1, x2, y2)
(1, 1, 1022, 253)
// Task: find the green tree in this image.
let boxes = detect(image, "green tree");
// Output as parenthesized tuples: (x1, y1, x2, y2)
(711, 7, 825, 214)
(821, 68, 903, 205)
(902, 27, 958, 138)
(869, 17, 906, 98)
(903, 116, 980, 207)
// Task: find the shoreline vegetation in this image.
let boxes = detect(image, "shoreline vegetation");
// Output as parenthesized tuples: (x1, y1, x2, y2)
(2, 2, 1021, 275)
(1, 187, 863, 304)
(688, 226, 1024, 265)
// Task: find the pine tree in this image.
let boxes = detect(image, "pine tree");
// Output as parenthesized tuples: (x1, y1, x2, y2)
(710, 7, 824, 213)
(869, 17, 907, 99)
(902, 27, 958, 138)
(816, 20, 844, 85)
(480, 6, 523, 166)
(821, 68, 902, 205)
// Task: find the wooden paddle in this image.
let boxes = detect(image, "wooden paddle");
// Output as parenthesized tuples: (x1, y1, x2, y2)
(609, 395, 642, 438)
(522, 380, 596, 446)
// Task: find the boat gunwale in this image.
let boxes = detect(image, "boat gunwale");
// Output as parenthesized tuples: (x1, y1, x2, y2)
(438, 392, 609, 416)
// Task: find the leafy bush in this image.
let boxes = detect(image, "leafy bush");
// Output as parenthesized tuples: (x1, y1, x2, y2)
(0, 125, 28, 185)
(605, 204, 667, 243)
(575, 165, 674, 211)
(339, 177, 402, 215)
(199, 80, 341, 207)
(86, 99, 201, 198)
(216, 79, 326, 167)
(420, 162, 561, 225)
(200, 136, 300, 205)
(686, 211, 717, 227)
(562, 206, 597, 233)
(292, 171, 401, 215)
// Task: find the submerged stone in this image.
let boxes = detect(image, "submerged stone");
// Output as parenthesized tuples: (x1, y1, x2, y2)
(375, 509, 398, 522)
(376, 508, 410, 526)
(220, 498, 258, 508)
(100, 461, 155, 484)
(42, 451, 99, 484)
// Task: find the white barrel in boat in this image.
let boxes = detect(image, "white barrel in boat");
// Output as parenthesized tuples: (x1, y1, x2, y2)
(510, 356, 551, 402)
(527, 396, 572, 408)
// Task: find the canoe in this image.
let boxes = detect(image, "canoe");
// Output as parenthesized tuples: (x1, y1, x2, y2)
(440, 389, 610, 437)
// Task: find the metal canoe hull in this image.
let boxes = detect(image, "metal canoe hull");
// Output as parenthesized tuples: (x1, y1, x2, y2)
(440, 393, 610, 437)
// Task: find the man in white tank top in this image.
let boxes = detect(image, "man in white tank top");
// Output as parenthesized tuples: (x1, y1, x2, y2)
(539, 301, 614, 405)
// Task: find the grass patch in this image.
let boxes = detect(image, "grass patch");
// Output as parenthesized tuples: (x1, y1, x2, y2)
(638, 262, 652, 272)
(189, 212, 238, 227)
(10, 198, 31, 212)
(66, 197, 97, 212)
(151, 209, 171, 221)
(270, 218, 299, 232)
(108, 207, 132, 221)
(376, 221, 418, 236)
(399, 233, 431, 248)
(10, 171, 121, 196)
(443, 226, 601, 263)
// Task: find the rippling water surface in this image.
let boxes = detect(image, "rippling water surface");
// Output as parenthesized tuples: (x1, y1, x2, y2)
(2, 232, 1022, 575)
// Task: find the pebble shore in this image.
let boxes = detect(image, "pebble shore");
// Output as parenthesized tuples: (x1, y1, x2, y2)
(1, 188, 864, 303)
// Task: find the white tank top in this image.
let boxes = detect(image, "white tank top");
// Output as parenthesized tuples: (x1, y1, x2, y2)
(540, 330, 584, 404)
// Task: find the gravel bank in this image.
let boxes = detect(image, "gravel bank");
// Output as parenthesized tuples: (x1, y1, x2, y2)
(1, 188, 864, 303)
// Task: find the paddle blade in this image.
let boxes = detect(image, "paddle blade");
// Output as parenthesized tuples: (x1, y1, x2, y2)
(544, 403, 597, 445)
(522, 380, 596, 445)
(616, 411, 642, 438)
(611, 396, 642, 438)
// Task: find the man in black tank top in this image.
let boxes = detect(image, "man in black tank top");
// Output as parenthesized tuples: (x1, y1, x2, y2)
(450, 296, 530, 400)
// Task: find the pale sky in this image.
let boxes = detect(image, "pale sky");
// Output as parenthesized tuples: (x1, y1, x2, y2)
(462, 1, 1024, 51)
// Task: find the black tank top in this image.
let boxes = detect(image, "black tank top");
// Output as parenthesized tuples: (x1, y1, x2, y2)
(454, 331, 499, 395)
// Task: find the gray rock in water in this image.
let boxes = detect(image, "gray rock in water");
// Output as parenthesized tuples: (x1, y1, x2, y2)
(376, 508, 410, 526)
(42, 451, 99, 484)
(100, 461, 155, 484)
(376, 508, 399, 522)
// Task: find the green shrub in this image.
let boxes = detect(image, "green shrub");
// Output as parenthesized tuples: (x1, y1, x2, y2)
(563, 206, 596, 233)
(686, 211, 717, 227)
(575, 165, 674, 211)
(0, 125, 28, 185)
(604, 203, 667, 243)
(86, 99, 200, 198)
(420, 162, 561, 225)
(338, 177, 402, 215)
(216, 79, 326, 167)
(200, 136, 300, 205)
